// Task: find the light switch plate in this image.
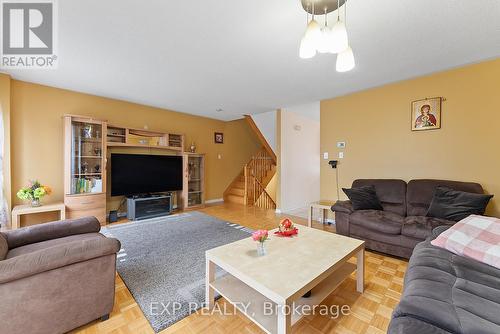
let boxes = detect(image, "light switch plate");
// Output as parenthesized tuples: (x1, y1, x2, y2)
(337, 141, 346, 148)
(323, 152, 329, 160)
(338, 152, 344, 159)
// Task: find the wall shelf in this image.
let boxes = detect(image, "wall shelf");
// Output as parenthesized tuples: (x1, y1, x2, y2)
(106, 125, 184, 152)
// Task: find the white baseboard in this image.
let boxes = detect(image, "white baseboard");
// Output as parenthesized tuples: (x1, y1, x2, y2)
(205, 198, 224, 204)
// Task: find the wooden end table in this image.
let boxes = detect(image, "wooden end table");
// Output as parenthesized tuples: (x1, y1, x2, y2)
(11, 202, 66, 230)
(308, 200, 336, 227)
(206, 226, 364, 334)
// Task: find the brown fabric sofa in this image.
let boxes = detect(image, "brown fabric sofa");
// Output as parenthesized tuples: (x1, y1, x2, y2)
(0, 217, 121, 334)
(331, 179, 484, 258)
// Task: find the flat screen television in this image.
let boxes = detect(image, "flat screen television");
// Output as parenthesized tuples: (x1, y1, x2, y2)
(111, 153, 183, 196)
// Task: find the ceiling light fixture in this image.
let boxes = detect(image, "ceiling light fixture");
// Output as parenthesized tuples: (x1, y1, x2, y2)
(336, 1, 355, 72)
(299, 0, 355, 72)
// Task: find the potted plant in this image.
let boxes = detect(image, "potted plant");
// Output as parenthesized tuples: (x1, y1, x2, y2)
(16, 180, 52, 207)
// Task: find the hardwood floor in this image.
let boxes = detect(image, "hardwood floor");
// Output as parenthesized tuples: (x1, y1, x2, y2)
(72, 203, 408, 334)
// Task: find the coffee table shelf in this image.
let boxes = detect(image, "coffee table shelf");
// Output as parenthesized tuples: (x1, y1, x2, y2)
(211, 262, 356, 334)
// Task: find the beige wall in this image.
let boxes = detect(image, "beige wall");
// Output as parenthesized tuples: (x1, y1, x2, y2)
(10, 80, 260, 214)
(0, 74, 12, 221)
(321, 58, 500, 217)
(279, 106, 320, 213)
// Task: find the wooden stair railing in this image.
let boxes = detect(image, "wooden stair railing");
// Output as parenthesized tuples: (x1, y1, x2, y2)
(251, 176, 276, 210)
(244, 115, 277, 163)
(244, 148, 276, 209)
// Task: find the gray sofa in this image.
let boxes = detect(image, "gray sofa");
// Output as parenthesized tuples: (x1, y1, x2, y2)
(389, 226, 500, 334)
(0, 217, 121, 334)
(331, 179, 484, 258)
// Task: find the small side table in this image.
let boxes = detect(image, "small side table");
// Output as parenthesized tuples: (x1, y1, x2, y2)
(308, 200, 336, 227)
(11, 202, 66, 230)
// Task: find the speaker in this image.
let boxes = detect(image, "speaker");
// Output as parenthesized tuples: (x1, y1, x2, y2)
(109, 210, 118, 223)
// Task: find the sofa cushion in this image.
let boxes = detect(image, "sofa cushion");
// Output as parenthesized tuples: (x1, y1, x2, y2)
(6, 233, 105, 259)
(352, 179, 407, 216)
(427, 186, 493, 222)
(391, 239, 500, 334)
(403, 216, 454, 240)
(350, 224, 422, 250)
(342, 185, 383, 211)
(350, 210, 404, 235)
(406, 179, 484, 217)
(350, 225, 421, 259)
(0, 233, 7, 260)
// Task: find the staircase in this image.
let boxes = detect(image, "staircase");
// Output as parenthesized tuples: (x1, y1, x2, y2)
(224, 148, 277, 210)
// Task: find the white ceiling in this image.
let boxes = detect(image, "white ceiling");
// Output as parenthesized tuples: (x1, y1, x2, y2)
(3, 0, 500, 121)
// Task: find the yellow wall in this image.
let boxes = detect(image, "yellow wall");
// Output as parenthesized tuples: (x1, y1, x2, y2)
(321, 58, 500, 217)
(10, 80, 260, 213)
(0, 74, 12, 218)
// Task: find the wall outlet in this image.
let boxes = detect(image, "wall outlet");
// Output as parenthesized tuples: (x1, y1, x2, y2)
(337, 141, 346, 148)
(217, 154, 222, 160)
(338, 152, 344, 159)
(323, 152, 329, 160)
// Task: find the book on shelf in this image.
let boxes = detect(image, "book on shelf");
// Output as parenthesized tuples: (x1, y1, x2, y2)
(72, 178, 103, 194)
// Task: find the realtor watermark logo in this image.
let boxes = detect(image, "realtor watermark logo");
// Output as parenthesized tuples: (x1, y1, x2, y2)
(1, 0, 58, 69)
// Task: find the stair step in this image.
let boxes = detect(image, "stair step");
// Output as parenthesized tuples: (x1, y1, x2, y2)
(225, 194, 245, 204)
(229, 188, 245, 196)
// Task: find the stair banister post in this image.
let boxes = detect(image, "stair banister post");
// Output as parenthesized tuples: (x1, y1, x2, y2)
(244, 165, 248, 205)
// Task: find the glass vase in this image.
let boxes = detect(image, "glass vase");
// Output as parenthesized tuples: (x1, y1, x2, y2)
(257, 242, 267, 256)
(31, 198, 41, 207)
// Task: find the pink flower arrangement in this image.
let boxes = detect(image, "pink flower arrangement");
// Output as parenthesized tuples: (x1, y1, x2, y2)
(252, 230, 269, 243)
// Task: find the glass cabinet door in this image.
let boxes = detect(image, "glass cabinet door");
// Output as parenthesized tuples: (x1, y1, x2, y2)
(70, 121, 104, 194)
(187, 156, 203, 206)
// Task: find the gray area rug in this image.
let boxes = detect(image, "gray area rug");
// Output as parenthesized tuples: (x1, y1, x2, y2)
(101, 211, 252, 333)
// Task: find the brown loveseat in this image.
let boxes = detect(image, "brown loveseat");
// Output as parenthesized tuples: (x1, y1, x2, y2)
(0, 217, 121, 334)
(331, 179, 484, 258)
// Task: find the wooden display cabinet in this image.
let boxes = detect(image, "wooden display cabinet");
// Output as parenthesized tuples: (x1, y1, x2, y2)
(63, 115, 107, 224)
(182, 153, 205, 209)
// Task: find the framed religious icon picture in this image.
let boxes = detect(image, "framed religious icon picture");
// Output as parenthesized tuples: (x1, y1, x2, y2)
(214, 132, 224, 144)
(411, 97, 442, 131)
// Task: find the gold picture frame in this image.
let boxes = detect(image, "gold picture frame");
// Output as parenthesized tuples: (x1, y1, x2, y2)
(411, 97, 442, 131)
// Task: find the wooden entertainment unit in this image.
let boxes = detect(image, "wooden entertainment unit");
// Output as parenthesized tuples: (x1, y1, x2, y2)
(63, 115, 205, 224)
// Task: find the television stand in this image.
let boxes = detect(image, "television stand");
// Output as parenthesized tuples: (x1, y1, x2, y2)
(126, 193, 172, 221)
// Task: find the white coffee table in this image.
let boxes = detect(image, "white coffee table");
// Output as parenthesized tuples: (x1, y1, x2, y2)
(205, 226, 365, 334)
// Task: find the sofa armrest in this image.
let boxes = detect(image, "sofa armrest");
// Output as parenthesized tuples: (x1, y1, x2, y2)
(0, 236, 121, 284)
(2, 217, 101, 249)
(331, 200, 353, 214)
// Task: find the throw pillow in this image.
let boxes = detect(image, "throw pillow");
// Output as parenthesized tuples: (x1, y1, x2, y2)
(431, 215, 500, 269)
(426, 186, 493, 222)
(343, 185, 383, 211)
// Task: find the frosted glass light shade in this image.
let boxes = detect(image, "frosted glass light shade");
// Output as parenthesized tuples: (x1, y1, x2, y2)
(336, 46, 355, 72)
(329, 20, 349, 54)
(317, 27, 332, 54)
(303, 19, 322, 51)
(299, 36, 316, 59)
